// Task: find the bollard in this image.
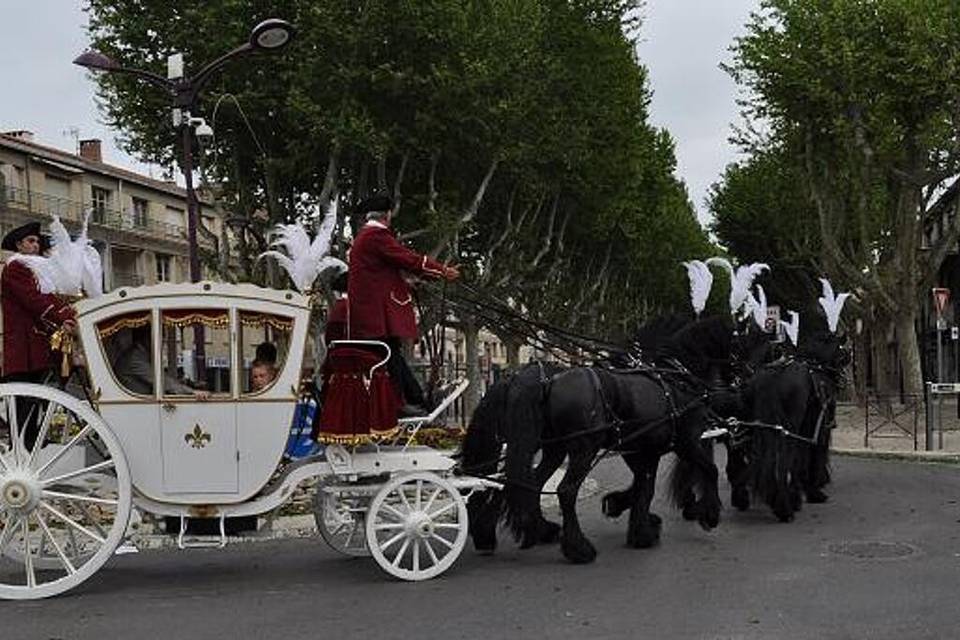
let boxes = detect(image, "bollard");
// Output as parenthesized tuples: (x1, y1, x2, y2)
(925, 382, 934, 452)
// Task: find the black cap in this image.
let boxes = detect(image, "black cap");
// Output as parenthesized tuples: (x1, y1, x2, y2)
(356, 194, 394, 216)
(2, 222, 42, 252)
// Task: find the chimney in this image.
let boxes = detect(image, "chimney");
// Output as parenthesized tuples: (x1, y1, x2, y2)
(79, 139, 103, 163)
(2, 130, 35, 142)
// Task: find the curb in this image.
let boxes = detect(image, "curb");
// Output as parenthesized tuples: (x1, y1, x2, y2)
(831, 447, 960, 465)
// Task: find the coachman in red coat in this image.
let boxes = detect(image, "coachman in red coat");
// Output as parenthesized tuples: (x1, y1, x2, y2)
(1, 221, 77, 449)
(347, 195, 458, 413)
(1, 222, 76, 382)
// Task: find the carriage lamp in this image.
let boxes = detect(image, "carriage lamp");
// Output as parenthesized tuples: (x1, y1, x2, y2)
(73, 18, 295, 284)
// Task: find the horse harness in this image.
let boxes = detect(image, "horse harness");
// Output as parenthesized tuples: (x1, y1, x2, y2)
(722, 357, 841, 448)
(539, 361, 711, 454)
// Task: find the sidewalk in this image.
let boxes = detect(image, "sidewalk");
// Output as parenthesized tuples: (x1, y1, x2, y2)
(832, 400, 960, 463)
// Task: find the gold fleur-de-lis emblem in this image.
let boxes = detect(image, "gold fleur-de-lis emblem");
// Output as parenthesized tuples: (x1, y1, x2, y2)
(185, 424, 212, 449)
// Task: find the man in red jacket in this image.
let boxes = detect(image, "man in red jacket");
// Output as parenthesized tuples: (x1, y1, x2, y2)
(1, 221, 77, 447)
(348, 195, 458, 414)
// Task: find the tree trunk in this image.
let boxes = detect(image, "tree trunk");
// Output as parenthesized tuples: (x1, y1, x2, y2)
(463, 315, 481, 421)
(505, 336, 521, 370)
(896, 309, 923, 397)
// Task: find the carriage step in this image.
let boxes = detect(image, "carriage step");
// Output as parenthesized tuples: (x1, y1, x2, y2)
(176, 515, 227, 549)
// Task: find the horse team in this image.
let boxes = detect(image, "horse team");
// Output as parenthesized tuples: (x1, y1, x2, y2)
(458, 267, 851, 564)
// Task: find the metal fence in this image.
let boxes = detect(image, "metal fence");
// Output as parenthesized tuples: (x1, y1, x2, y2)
(863, 393, 921, 450)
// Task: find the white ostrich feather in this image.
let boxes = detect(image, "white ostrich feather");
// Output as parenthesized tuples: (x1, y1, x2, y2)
(681, 260, 713, 316)
(45, 213, 103, 297)
(780, 310, 800, 347)
(259, 198, 340, 292)
(818, 277, 850, 333)
(706, 257, 769, 316)
(750, 284, 769, 331)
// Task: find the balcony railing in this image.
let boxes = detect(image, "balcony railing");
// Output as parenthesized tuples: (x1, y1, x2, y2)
(0, 185, 212, 248)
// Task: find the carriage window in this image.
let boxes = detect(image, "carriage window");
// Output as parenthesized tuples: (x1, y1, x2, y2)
(160, 309, 232, 396)
(97, 311, 155, 397)
(238, 311, 293, 395)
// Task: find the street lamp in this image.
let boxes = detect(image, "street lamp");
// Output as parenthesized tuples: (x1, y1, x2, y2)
(74, 18, 295, 283)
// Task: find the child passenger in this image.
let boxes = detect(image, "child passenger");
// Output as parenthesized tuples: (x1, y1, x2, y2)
(250, 359, 277, 392)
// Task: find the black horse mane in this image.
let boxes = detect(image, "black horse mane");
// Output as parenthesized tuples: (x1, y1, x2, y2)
(658, 315, 734, 380)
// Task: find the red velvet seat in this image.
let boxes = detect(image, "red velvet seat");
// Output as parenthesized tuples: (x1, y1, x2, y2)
(315, 346, 402, 445)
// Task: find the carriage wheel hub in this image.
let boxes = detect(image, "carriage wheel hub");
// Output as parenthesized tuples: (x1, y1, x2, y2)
(1, 473, 40, 513)
(405, 512, 434, 539)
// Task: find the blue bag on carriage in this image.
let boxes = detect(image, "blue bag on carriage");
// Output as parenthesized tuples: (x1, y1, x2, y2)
(284, 395, 323, 459)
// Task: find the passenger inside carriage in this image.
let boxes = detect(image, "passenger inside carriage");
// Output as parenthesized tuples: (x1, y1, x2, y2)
(250, 359, 277, 392)
(111, 325, 209, 399)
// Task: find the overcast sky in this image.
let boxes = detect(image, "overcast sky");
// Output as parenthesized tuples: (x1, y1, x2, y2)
(1, 0, 758, 223)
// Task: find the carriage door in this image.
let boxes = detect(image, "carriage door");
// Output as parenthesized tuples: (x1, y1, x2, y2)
(158, 308, 239, 494)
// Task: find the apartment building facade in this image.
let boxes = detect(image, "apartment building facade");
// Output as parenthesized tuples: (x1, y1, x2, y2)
(0, 130, 223, 289)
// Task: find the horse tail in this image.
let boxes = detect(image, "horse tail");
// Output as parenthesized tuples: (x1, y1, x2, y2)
(461, 375, 513, 553)
(502, 374, 551, 543)
(748, 411, 800, 522)
(460, 377, 510, 477)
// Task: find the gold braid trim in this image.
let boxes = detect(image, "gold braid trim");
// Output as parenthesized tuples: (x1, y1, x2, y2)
(97, 313, 151, 338)
(162, 311, 229, 329)
(239, 312, 294, 332)
(316, 425, 402, 446)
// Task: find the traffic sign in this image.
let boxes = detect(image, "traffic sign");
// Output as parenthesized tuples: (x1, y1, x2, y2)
(933, 287, 950, 316)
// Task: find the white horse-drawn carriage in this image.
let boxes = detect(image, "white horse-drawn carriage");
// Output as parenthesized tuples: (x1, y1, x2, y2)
(0, 281, 483, 599)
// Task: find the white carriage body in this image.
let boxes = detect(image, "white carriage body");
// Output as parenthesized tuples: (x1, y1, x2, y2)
(74, 281, 311, 505)
(0, 281, 483, 599)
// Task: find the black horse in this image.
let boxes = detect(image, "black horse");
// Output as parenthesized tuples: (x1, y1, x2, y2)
(738, 321, 849, 521)
(486, 316, 735, 563)
(460, 361, 566, 553)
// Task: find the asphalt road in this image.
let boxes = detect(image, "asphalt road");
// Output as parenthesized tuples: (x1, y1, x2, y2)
(3, 455, 960, 640)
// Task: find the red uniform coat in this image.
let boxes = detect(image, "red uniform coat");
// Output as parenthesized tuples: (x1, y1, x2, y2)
(347, 222, 445, 339)
(1, 259, 76, 377)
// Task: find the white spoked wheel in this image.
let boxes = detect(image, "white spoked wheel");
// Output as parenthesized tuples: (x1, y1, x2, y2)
(0, 383, 131, 600)
(365, 472, 467, 581)
(314, 480, 370, 557)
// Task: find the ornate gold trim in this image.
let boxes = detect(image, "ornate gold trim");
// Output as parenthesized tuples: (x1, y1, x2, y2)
(316, 425, 402, 446)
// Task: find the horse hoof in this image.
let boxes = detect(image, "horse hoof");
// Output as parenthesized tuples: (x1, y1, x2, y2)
(628, 522, 661, 549)
(681, 504, 699, 521)
(806, 489, 829, 504)
(561, 537, 597, 564)
(699, 510, 720, 531)
(731, 487, 750, 511)
(775, 510, 795, 523)
(538, 520, 561, 544)
(649, 513, 663, 527)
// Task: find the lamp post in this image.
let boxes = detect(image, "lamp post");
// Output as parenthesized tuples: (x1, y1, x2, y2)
(74, 18, 295, 283)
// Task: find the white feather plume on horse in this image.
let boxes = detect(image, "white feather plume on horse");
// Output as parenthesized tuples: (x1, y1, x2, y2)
(705, 257, 769, 317)
(749, 284, 769, 331)
(818, 277, 850, 333)
(780, 310, 800, 347)
(681, 260, 713, 317)
(259, 198, 346, 292)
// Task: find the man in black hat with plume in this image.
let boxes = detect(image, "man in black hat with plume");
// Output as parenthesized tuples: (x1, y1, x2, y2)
(348, 195, 459, 415)
(1, 221, 76, 384)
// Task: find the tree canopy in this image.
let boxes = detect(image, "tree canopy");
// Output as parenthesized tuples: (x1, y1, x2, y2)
(85, 0, 712, 346)
(714, 0, 960, 393)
